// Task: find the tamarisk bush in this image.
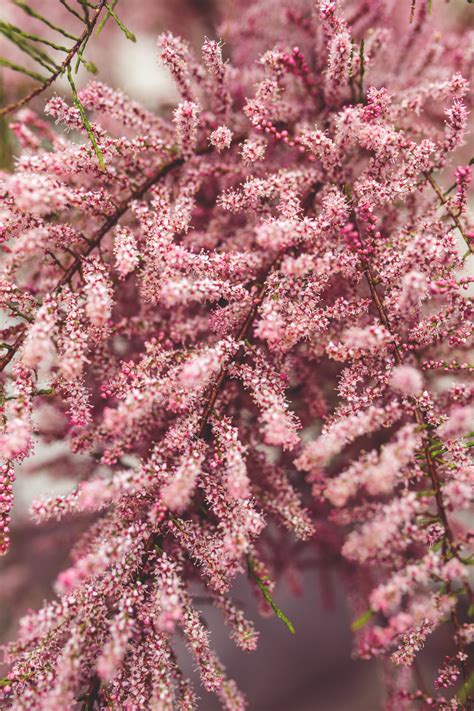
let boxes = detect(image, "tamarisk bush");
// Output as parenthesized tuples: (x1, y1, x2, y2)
(0, 0, 473, 708)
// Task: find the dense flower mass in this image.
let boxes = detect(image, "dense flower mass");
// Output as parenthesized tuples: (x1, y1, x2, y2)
(0, 0, 473, 709)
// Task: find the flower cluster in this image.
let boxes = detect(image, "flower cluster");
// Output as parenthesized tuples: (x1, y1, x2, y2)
(0, 0, 473, 709)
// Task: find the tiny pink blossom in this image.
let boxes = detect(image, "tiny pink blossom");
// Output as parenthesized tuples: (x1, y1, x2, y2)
(209, 126, 233, 151)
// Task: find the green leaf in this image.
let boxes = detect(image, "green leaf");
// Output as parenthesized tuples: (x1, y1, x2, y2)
(105, 4, 136, 42)
(351, 608, 375, 632)
(247, 558, 295, 635)
(66, 65, 105, 171)
(0, 56, 48, 83)
(80, 59, 98, 75)
(0, 24, 59, 73)
(77, 0, 91, 25)
(0, 76, 13, 170)
(96, 0, 118, 35)
(415, 488, 436, 498)
(0, 21, 69, 53)
(457, 670, 474, 704)
(35, 388, 55, 397)
(59, 0, 85, 23)
(12, 1, 79, 41)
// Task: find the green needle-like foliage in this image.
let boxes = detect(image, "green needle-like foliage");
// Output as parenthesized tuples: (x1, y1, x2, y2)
(0, 0, 135, 164)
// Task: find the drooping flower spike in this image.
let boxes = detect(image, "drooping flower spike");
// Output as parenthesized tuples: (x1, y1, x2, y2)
(0, 0, 473, 708)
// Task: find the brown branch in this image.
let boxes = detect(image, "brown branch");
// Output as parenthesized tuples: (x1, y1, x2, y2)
(198, 181, 321, 435)
(363, 262, 462, 551)
(424, 172, 472, 256)
(1, 139, 234, 374)
(79, 175, 283, 709)
(0, 328, 26, 372)
(0, 158, 177, 372)
(353, 205, 465, 562)
(122, 181, 316, 620)
(0, 1, 108, 118)
(54, 134, 250, 290)
(55, 156, 185, 289)
(45, 249, 68, 272)
(361, 258, 472, 698)
(84, 673, 101, 711)
(198, 258, 280, 436)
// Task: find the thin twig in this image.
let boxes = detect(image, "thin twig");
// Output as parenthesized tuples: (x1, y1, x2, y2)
(0, 0, 108, 118)
(198, 257, 280, 436)
(0, 329, 26, 372)
(360, 243, 472, 700)
(1, 138, 246, 374)
(363, 262, 463, 555)
(424, 172, 472, 255)
(79, 177, 321, 705)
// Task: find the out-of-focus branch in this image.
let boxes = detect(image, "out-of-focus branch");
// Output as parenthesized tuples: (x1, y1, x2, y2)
(425, 171, 472, 256)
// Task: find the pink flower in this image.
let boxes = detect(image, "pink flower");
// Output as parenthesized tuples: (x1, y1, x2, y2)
(437, 405, 474, 439)
(161, 453, 202, 512)
(173, 100, 201, 157)
(209, 126, 233, 151)
(113, 225, 140, 278)
(83, 257, 113, 328)
(390, 365, 423, 396)
(0, 1, 472, 707)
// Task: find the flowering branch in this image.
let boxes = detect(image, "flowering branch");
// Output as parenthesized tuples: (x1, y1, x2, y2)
(355, 224, 472, 698)
(0, 1, 473, 708)
(0, 0, 109, 118)
(0, 137, 245, 375)
(425, 171, 473, 256)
